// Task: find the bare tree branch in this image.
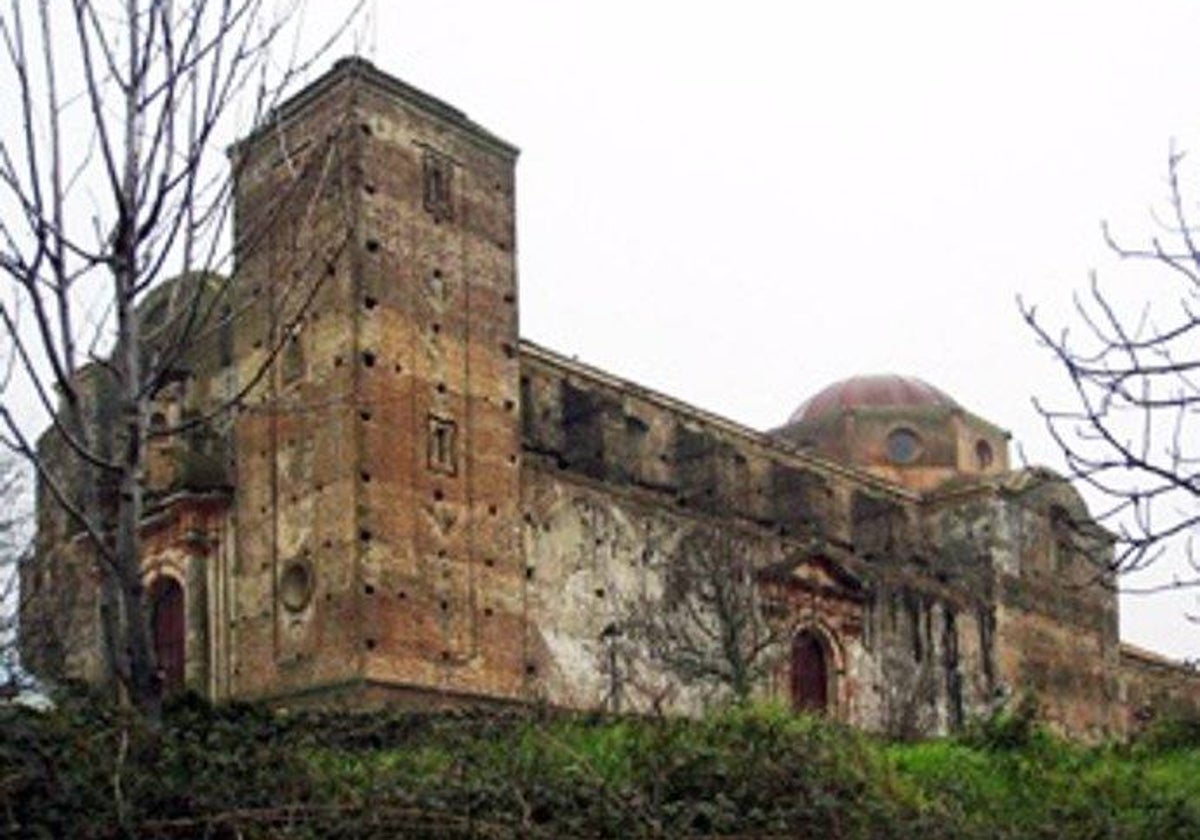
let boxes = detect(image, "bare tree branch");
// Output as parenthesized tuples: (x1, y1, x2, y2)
(619, 528, 788, 705)
(1022, 145, 1200, 588)
(0, 0, 361, 719)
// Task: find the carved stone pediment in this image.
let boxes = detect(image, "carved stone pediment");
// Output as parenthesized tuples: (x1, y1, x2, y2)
(758, 554, 866, 603)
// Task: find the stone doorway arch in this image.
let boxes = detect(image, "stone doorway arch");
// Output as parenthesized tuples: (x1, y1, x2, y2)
(150, 576, 185, 693)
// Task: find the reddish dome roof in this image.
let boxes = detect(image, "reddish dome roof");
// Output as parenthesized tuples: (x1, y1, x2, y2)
(788, 374, 959, 425)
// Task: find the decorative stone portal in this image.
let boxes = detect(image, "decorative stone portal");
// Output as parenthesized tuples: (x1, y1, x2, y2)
(151, 577, 185, 693)
(791, 631, 829, 713)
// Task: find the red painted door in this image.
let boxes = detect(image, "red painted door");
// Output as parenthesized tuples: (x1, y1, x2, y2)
(151, 578, 185, 693)
(791, 632, 828, 713)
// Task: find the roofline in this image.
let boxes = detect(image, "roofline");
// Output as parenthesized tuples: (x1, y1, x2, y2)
(517, 338, 920, 502)
(230, 56, 519, 160)
(1120, 641, 1198, 673)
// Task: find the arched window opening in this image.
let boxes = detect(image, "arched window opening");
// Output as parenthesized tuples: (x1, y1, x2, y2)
(791, 630, 830, 713)
(150, 577, 185, 693)
(975, 438, 994, 470)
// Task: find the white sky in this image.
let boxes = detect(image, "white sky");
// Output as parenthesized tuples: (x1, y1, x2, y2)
(318, 0, 1200, 658)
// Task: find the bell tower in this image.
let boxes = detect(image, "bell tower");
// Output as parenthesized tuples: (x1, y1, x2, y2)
(228, 58, 525, 704)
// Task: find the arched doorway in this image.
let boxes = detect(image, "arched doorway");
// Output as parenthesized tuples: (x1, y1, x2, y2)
(150, 577, 185, 693)
(790, 630, 829, 713)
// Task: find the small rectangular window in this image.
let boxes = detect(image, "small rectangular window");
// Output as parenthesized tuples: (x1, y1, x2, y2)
(423, 150, 454, 223)
(428, 415, 458, 475)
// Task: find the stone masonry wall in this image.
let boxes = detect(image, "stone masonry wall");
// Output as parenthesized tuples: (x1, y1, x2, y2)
(925, 482, 1124, 738)
(351, 67, 525, 702)
(519, 345, 1001, 734)
(223, 64, 365, 701)
(222, 58, 526, 705)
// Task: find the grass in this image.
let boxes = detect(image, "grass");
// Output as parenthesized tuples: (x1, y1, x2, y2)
(888, 731, 1200, 838)
(3, 691, 1200, 838)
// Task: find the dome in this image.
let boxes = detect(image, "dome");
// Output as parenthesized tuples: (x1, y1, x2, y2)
(788, 374, 959, 425)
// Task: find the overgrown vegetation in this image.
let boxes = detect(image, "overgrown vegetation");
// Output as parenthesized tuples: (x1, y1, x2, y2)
(2, 690, 1199, 838)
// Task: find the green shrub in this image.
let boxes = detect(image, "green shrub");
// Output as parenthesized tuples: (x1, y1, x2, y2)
(1135, 708, 1200, 753)
(3, 689, 1200, 838)
(959, 694, 1045, 751)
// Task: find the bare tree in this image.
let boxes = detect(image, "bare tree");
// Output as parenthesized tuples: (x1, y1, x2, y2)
(1021, 146, 1200, 590)
(0, 0, 360, 717)
(622, 528, 786, 705)
(0, 452, 32, 695)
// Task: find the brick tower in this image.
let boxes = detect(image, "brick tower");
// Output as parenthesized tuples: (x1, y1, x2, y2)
(225, 58, 524, 705)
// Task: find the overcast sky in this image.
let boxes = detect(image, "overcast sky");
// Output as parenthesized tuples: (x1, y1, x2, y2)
(306, 1, 1200, 658)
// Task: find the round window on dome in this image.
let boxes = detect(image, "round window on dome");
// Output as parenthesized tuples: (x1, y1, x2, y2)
(886, 428, 922, 464)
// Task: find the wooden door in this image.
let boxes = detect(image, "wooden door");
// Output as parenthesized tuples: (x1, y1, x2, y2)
(791, 631, 828, 713)
(151, 578, 185, 693)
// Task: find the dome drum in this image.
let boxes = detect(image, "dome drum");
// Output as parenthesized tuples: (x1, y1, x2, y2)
(775, 374, 1009, 491)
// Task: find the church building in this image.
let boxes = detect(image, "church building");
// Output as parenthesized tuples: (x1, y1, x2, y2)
(22, 58, 1200, 738)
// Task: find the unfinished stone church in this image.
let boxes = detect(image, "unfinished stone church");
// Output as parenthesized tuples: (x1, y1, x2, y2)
(23, 58, 1200, 738)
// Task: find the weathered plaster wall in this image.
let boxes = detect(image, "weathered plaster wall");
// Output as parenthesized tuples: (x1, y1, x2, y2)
(520, 465, 869, 717)
(1004, 499, 1122, 738)
(861, 587, 983, 735)
(925, 482, 1124, 738)
(518, 347, 1002, 734)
